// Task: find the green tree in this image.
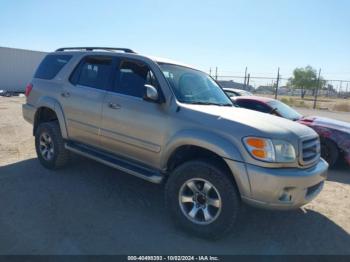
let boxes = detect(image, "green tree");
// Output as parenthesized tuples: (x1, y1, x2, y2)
(288, 66, 323, 99)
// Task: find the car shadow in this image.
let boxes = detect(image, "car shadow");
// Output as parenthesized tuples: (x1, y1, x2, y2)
(327, 160, 350, 185)
(0, 157, 349, 255)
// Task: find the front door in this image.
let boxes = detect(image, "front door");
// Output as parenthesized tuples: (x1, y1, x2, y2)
(100, 59, 167, 168)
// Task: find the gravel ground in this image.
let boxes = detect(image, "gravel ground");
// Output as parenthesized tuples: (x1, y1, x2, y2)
(0, 97, 349, 255)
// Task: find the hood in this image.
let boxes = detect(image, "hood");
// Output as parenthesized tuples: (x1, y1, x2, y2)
(299, 116, 350, 134)
(180, 104, 317, 141)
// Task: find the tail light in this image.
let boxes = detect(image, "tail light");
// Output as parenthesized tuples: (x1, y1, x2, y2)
(25, 83, 33, 97)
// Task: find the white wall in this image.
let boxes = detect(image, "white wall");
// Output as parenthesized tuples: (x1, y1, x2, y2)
(0, 47, 47, 92)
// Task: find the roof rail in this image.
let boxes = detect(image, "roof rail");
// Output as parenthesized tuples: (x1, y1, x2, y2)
(55, 47, 136, 53)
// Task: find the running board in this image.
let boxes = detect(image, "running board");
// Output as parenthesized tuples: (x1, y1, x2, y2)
(65, 142, 164, 184)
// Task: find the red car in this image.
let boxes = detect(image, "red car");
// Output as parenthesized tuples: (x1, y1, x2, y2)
(231, 96, 350, 168)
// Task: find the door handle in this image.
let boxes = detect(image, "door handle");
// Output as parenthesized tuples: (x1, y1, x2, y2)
(61, 91, 70, 98)
(108, 102, 121, 109)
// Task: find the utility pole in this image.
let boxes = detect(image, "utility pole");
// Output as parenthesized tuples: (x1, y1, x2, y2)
(209, 67, 212, 76)
(215, 67, 218, 80)
(244, 66, 247, 87)
(313, 68, 321, 109)
(275, 67, 280, 99)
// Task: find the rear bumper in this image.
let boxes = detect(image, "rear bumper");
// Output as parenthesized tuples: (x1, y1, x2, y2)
(22, 103, 35, 124)
(226, 158, 328, 210)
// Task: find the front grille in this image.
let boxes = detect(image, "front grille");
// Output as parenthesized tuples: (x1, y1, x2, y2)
(300, 137, 320, 166)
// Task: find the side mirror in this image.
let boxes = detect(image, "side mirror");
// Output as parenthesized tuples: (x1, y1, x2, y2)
(144, 84, 159, 102)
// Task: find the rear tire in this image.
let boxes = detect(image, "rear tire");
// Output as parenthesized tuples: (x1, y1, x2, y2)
(321, 139, 339, 168)
(165, 159, 240, 239)
(35, 121, 70, 169)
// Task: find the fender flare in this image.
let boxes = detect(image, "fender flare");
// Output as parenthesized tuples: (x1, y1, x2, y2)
(34, 96, 68, 139)
(161, 129, 244, 168)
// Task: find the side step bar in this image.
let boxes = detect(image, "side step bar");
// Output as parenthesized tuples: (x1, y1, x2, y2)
(65, 142, 164, 184)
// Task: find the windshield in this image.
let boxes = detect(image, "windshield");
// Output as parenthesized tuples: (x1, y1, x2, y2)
(267, 100, 302, 120)
(158, 63, 232, 106)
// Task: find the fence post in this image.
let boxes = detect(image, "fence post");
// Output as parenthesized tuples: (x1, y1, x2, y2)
(313, 68, 321, 109)
(244, 66, 247, 87)
(339, 81, 343, 98)
(275, 67, 280, 99)
(215, 67, 218, 80)
(246, 73, 250, 88)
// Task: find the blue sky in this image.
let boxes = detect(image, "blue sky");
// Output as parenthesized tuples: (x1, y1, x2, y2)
(1, 0, 349, 84)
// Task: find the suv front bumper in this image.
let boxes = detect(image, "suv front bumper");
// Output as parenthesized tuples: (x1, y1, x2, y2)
(231, 158, 328, 210)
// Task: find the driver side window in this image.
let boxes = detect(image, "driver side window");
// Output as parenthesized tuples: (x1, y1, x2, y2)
(114, 60, 158, 98)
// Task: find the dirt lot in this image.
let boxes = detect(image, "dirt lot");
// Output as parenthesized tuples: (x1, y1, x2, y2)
(261, 94, 350, 112)
(0, 97, 349, 255)
(295, 107, 350, 123)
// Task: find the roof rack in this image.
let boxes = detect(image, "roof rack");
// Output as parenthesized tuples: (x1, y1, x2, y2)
(55, 47, 136, 53)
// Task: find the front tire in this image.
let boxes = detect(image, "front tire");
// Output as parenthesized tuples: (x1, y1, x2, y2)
(165, 160, 240, 239)
(35, 121, 70, 169)
(321, 139, 339, 168)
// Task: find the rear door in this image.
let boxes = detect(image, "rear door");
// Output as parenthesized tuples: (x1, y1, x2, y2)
(100, 58, 168, 168)
(60, 55, 114, 148)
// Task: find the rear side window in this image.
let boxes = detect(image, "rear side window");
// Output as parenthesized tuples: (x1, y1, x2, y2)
(70, 56, 113, 90)
(34, 55, 72, 80)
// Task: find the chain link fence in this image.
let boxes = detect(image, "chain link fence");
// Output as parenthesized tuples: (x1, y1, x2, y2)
(209, 70, 350, 110)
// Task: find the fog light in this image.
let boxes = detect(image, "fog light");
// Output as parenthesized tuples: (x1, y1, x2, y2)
(278, 188, 293, 202)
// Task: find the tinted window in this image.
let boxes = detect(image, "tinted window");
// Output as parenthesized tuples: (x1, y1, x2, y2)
(236, 100, 271, 113)
(114, 60, 157, 98)
(34, 55, 72, 80)
(71, 56, 113, 90)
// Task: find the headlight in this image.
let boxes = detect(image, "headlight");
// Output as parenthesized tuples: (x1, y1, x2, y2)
(243, 137, 296, 163)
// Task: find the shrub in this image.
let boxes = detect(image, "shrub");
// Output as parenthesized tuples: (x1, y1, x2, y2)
(333, 102, 350, 112)
(281, 97, 291, 105)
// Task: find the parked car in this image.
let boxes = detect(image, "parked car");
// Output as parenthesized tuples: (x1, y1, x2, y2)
(222, 88, 253, 97)
(0, 90, 12, 97)
(23, 47, 328, 238)
(232, 96, 350, 167)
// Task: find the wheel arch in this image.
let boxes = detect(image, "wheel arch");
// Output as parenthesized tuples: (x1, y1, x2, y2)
(162, 131, 248, 196)
(34, 97, 68, 139)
